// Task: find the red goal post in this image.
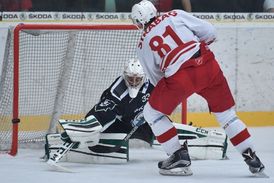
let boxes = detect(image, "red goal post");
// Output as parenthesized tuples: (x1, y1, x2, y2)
(0, 23, 187, 156)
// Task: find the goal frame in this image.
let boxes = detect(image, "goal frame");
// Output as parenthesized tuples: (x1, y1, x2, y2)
(10, 23, 187, 156)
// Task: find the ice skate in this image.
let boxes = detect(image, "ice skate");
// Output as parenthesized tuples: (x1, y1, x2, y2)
(242, 148, 266, 176)
(158, 141, 192, 176)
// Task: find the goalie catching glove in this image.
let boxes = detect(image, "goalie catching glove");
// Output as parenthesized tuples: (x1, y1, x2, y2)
(58, 115, 102, 148)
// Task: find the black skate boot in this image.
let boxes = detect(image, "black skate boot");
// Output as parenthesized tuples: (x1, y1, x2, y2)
(158, 141, 192, 176)
(242, 148, 265, 174)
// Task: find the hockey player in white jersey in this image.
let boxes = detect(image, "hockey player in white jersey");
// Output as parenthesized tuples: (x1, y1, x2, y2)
(131, 0, 265, 176)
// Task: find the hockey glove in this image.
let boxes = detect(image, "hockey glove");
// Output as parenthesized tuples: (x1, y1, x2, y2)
(131, 112, 146, 127)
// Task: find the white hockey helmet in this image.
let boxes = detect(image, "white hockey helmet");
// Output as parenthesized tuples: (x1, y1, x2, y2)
(131, 0, 157, 29)
(123, 58, 145, 98)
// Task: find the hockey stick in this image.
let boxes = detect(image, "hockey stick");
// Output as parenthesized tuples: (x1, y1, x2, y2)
(88, 114, 145, 154)
(88, 125, 139, 153)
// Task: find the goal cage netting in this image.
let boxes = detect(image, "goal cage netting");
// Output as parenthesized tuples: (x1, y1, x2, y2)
(0, 24, 186, 156)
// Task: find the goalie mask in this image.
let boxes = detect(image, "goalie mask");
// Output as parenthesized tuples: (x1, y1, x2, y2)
(131, 0, 157, 29)
(123, 58, 145, 98)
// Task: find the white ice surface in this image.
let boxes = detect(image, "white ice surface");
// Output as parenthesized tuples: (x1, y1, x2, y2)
(0, 127, 273, 183)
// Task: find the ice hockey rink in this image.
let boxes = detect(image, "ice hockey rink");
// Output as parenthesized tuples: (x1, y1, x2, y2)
(0, 127, 273, 183)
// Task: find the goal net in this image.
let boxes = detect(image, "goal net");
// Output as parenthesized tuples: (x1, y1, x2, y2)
(0, 24, 186, 155)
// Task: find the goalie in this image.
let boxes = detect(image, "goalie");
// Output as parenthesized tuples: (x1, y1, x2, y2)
(46, 58, 154, 163)
(46, 58, 228, 165)
(62, 58, 154, 146)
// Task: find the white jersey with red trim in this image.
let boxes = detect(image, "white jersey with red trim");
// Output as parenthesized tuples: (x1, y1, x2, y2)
(136, 9, 216, 85)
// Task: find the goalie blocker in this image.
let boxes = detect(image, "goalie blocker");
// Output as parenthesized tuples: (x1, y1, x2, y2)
(45, 121, 228, 163)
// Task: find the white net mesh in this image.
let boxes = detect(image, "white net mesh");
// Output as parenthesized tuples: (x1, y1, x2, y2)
(0, 25, 142, 151)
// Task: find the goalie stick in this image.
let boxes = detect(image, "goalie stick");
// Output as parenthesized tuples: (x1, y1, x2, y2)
(88, 114, 145, 153)
(88, 125, 139, 153)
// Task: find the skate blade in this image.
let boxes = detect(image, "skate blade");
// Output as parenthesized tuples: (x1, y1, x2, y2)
(47, 160, 75, 173)
(253, 171, 269, 178)
(159, 167, 193, 176)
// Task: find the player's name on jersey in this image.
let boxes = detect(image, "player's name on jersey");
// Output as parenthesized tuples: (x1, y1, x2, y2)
(0, 12, 274, 23)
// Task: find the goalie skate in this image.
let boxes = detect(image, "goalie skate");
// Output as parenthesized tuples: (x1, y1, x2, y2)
(158, 141, 193, 176)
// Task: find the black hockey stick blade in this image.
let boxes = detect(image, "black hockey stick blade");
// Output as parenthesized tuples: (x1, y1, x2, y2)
(88, 144, 127, 154)
(88, 126, 139, 153)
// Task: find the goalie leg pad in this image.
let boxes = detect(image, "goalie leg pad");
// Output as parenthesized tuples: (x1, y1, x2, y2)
(153, 123, 228, 160)
(45, 133, 129, 163)
(174, 123, 228, 160)
(59, 115, 102, 147)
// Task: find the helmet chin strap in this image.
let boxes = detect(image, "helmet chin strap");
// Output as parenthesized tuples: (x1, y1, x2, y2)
(132, 20, 145, 30)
